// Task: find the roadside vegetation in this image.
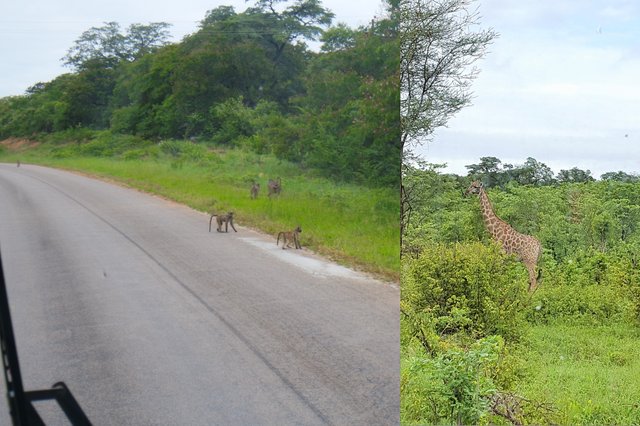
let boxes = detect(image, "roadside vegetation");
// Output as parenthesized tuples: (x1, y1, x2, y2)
(0, 0, 400, 281)
(401, 160, 640, 425)
(0, 135, 398, 281)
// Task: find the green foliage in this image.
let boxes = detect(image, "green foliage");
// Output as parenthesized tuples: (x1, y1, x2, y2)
(527, 284, 635, 325)
(208, 97, 257, 146)
(463, 156, 601, 188)
(300, 15, 400, 187)
(400, 241, 527, 426)
(39, 126, 98, 145)
(0, 2, 398, 188)
(403, 242, 529, 343)
(515, 324, 640, 425)
(601, 170, 640, 182)
(157, 140, 221, 165)
(401, 336, 504, 425)
(62, 21, 172, 70)
(465, 156, 562, 188)
(402, 164, 640, 425)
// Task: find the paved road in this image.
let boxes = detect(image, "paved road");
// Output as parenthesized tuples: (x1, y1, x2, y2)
(0, 164, 399, 425)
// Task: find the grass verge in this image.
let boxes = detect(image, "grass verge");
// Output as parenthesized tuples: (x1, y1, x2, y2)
(516, 323, 640, 425)
(1, 140, 398, 281)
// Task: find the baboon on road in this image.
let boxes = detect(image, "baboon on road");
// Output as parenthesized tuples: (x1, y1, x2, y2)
(277, 225, 302, 249)
(209, 212, 238, 233)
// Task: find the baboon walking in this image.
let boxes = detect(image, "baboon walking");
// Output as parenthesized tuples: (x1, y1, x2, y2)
(209, 212, 238, 233)
(277, 225, 302, 249)
(268, 177, 282, 198)
(250, 181, 260, 199)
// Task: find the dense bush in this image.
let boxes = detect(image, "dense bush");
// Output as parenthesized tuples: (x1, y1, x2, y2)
(401, 335, 506, 425)
(0, 2, 399, 188)
(527, 284, 635, 325)
(401, 242, 529, 424)
(403, 242, 530, 343)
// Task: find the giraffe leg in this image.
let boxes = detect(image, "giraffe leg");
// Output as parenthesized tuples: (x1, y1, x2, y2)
(527, 265, 537, 292)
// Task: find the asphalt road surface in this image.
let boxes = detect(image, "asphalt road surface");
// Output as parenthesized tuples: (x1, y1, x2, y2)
(0, 164, 399, 425)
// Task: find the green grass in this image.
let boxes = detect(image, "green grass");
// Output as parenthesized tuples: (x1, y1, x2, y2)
(1, 142, 398, 281)
(516, 323, 640, 425)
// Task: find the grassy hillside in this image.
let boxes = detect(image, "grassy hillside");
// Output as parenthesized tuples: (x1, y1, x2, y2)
(0, 136, 398, 281)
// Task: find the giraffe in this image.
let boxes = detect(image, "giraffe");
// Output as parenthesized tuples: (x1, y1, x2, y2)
(465, 181, 542, 292)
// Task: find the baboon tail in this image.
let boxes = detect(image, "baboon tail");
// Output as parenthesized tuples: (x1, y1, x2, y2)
(537, 267, 542, 281)
(277, 232, 282, 246)
(208, 215, 214, 232)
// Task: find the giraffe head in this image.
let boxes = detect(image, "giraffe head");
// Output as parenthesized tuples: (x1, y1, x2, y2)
(464, 181, 483, 197)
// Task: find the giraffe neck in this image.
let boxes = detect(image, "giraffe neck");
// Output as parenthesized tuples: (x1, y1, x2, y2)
(478, 188, 502, 237)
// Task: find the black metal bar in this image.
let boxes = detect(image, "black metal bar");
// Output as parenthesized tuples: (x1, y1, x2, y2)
(0, 249, 30, 425)
(55, 382, 92, 425)
(0, 250, 92, 425)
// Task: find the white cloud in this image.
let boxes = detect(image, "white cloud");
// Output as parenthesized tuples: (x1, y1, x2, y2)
(415, 0, 640, 178)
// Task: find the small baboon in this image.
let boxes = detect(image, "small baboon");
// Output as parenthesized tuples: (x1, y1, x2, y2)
(277, 225, 302, 249)
(16, 160, 20, 167)
(209, 212, 238, 233)
(267, 177, 282, 198)
(250, 181, 260, 199)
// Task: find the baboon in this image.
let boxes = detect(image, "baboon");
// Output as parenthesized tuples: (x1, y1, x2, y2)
(250, 181, 260, 199)
(277, 225, 302, 249)
(16, 160, 20, 167)
(267, 177, 282, 198)
(209, 212, 238, 233)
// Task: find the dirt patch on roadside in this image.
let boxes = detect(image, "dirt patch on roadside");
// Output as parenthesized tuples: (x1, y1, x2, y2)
(1, 137, 40, 150)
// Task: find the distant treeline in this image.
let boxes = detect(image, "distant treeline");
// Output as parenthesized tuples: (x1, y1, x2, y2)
(0, 0, 400, 188)
(460, 156, 639, 187)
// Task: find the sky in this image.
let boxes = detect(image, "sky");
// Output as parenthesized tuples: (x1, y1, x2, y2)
(415, 0, 640, 179)
(0, 0, 385, 97)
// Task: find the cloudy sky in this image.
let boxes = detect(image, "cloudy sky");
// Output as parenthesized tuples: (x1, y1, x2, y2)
(416, 0, 640, 179)
(0, 0, 384, 97)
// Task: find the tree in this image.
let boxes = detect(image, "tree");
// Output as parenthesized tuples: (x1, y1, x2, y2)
(400, 0, 496, 246)
(600, 171, 640, 183)
(320, 23, 357, 52)
(63, 22, 172, 70)
(556, 167, 595, 184)
(512, 157, 555, 186)
(400, 0, 497, 151)
(249, 0, 335, 50)
(465, 156, 502, 187)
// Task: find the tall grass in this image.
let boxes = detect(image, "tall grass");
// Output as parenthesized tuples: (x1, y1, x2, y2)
(516, 323, 640, 425)
(2, 142, 398, 280)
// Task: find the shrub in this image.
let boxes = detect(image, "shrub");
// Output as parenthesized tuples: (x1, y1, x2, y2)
(40, 127, 97, 145)
(158, 139, 182, 157)
(401, 336, 505, 425)
(208, 96, 256, 145)
(528, 284, 635, 325)
(403, 242, 530, 343)
(157, 139, 221, 166)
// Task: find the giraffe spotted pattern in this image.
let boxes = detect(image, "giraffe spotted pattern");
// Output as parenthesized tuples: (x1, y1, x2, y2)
(465, 181, 542, 292)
